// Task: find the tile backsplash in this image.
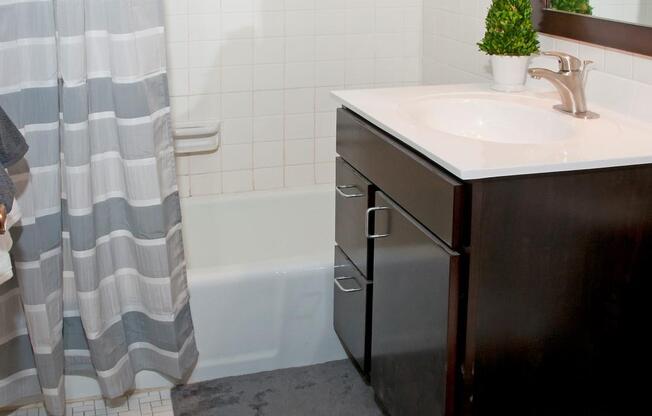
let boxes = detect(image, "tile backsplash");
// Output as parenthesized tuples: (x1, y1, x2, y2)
(164, 0, 423, 197)
(167, 0, 652, 197)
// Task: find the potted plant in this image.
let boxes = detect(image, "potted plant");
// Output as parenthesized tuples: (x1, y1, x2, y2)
(550, 0, 593, 15)
(478, 0, 540, 92)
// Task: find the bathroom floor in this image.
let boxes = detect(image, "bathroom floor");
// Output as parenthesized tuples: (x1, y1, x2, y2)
(2, 390, 174, 416)
(172, 359, 384, 416)
(2, 360, 381, 416)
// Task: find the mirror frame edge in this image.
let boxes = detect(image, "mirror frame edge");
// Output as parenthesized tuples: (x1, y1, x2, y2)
(532, 0, 652, 57)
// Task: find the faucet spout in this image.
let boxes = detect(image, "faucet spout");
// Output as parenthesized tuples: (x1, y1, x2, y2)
(527, 68, 556, 80)
(529, 68, 577, 109)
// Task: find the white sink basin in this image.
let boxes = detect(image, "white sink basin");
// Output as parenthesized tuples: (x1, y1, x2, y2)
(398, 93, 576, 144)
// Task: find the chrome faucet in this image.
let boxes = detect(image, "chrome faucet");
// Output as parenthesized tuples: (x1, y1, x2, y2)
(528, 51, 599, 119)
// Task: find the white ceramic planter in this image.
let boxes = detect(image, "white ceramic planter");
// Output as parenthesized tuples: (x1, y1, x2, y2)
(490, 55, 531, 92)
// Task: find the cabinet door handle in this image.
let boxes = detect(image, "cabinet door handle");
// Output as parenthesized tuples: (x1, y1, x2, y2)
(336, 185, 365, 198)
(334, 276, 363, 293)
(366, 206, 391, 239)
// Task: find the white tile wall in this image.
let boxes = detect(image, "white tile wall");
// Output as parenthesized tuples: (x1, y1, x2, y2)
(422, 0, 652, 123)
(168, 0, 652, 198)
(165, 0, 423, 197)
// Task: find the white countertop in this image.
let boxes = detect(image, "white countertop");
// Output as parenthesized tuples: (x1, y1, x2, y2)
(331, 84, 652, 180)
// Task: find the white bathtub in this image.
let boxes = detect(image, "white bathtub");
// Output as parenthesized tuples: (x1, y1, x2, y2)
(66, 185, 345, 399)
(182, 184, 346, 382)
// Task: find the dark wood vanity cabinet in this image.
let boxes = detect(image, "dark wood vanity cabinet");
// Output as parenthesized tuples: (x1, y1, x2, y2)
(334, 107, 652, 416)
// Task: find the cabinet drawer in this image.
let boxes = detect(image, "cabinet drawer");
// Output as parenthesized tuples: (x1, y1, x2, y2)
(337, 108, 465, 249)
(334, 246, 372, 374)
(335, 157, 374, 278)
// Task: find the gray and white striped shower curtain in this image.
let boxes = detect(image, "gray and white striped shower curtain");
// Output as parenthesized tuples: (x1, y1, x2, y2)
(0, 1, 198, 414)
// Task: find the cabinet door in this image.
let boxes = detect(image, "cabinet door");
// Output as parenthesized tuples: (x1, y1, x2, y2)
(371, 192, 460, 416)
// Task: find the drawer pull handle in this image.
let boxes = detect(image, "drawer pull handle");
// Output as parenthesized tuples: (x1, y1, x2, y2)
(336, 185, 365, 198)
(334, 276, 362, 293)
(366, 207, 391, 239)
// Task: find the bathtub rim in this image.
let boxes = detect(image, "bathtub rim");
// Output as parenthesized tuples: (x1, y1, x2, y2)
(180, 183, 335, 207)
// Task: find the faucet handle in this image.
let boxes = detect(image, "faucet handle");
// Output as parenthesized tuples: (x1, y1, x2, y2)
(542, 51, 583, 72)
(582, 60, 595, 87)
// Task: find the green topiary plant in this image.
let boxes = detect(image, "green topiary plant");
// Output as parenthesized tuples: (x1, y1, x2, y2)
(478, 0, 540, 56)
(550, 0, 593, 15)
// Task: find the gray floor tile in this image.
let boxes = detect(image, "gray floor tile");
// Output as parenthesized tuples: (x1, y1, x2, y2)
(171, 360, 384, 416)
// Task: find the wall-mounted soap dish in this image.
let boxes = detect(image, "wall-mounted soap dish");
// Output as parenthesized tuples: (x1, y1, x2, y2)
(173, 121, 220, 155)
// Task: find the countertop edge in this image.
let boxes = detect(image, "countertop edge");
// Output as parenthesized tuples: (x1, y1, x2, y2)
(331, 87, 652, 181)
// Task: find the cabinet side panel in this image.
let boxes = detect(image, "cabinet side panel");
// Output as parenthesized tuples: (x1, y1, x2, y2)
(465, 166, 652, 415)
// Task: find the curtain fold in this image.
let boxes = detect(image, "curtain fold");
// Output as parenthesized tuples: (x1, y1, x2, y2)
(0, 1, 198, 414)
(0, 0, 63, 413)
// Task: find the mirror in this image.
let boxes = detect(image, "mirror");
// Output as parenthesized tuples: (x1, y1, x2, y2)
(533, 0, 652, 56)
(547, 0, 652, 27)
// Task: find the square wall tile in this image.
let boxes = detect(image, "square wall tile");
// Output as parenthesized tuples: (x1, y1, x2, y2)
(190, 172, 222, 196)
(284, 113, 314, 140)
(254, 167, 285, 190)
(254, 141, 284, 168)
(254, 64, 284, 90)
(285, 139, 315, 165)
(285, 88, 315, 114)
(285, 164, 315, 187)
(221, 66, 254, 92)
(189, 149, 222, 175)
(189, 68, 221, 94)
(315, 137, 336, 163)
(222, 92, 253, 118)
(188, 41, 221, 67)
(222, 39, 254, 65)
(221, 118, 254, 144)
(187, 0, 218, 14)
(170, 96, 190, 121)
(315, 162, 335, 184)
(188, 14, 221, 41)
(253, 90, 284, 116)
(164, 0, 188, 16)
(254, 38, 285, 64)
(187, 94, 221, 121)
(223, 170, 254, 193)
(222, 143, 253, 171)
(253, 115, 284, 142)
(166, 15, 189, 42)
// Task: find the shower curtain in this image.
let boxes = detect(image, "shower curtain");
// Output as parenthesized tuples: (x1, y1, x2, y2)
(0, 1, 198, 414)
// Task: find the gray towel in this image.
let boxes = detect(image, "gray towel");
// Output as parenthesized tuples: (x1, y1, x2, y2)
(0, 105, 27, 167)
(0, 170, 15, 211)
(0, 105, 28, 211)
